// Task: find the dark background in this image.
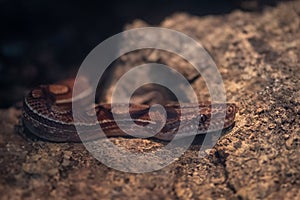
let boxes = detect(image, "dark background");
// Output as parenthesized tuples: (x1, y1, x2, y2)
(0, 0, 284, 107)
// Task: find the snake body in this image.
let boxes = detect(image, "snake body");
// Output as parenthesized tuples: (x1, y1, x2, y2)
(22, 79, 237, 142)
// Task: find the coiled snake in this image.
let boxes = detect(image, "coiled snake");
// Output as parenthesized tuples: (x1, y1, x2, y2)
(22, 78, 237, 142)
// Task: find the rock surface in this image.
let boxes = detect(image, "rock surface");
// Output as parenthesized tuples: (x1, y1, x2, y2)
(1, 1, 300, 199)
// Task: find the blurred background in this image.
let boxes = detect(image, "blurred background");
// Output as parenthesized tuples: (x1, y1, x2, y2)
(0, 0, 285, 107)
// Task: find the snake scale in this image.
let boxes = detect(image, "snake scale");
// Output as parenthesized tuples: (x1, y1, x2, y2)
(22, 78, 238, 142)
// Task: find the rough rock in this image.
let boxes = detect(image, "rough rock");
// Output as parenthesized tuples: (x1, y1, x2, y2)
(0, 1, 300, 199)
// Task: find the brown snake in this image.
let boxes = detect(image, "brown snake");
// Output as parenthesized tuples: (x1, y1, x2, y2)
(22, 79, 238, 142)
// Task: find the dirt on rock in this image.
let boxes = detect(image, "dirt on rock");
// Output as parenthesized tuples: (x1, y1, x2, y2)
(0, 1, 300, 199)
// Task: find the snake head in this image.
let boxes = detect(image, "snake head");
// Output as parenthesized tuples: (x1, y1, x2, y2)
(198, 103, 238, 132)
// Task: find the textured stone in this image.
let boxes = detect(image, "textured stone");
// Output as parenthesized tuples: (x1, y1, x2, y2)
(1, 1, 300, 199)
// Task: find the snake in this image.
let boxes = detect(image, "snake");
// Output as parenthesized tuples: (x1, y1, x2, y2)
(22, 78, 238, 142)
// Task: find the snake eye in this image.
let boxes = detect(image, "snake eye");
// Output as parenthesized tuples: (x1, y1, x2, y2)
(199, 114, 207, 123)
(227, 105, 234, 114)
